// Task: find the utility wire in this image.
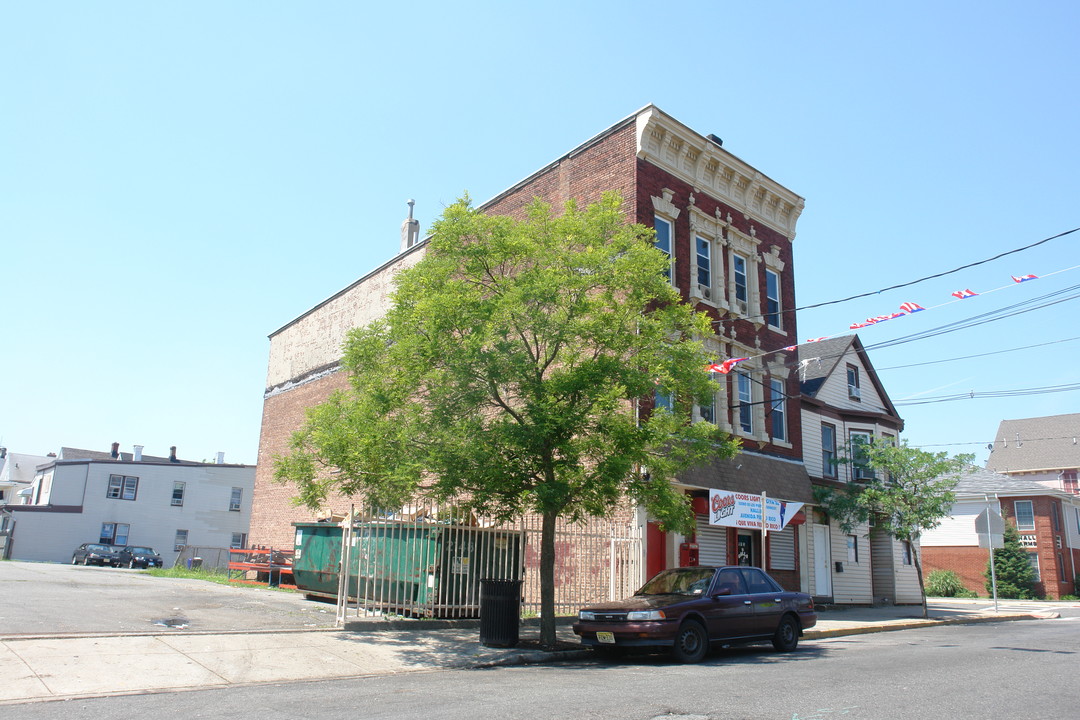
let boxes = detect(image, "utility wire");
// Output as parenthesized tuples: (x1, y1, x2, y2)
(794, 226, 1080, 314)
(894, 382, 1080, 406)
(875, 335, 1080, 371)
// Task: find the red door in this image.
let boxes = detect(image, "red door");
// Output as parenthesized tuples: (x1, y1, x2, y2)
(646, 522, 666, 580)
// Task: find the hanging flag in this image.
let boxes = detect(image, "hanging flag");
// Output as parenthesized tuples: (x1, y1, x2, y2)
(805, 337, 828, 343)
(1012, 274, 1038, 283)
(899, 302, 924, 313)
(709, 357, 748, 374)
(849, 321, 873, 329)
(868, 312, 904, 323)
(951, 289, 978, 299)
(783, 345, 798, 352)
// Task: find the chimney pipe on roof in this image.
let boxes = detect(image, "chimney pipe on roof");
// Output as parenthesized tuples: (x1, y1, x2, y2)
(133, 445, 143, 462)
(169, 446, 178, 463)
(111, 442, 120, 459)
(400, 199, 420, 253)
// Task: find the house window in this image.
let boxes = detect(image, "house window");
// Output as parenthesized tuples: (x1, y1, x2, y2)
(229, 487, 243, 512)
(850, 431, 875, 481)
(1051, 502, 1061, 532)
(846, 365, 861, 400)
(1027, 552, 1041, 581)
(231, 533, 247, 550)
(100, 522, 130, 545)
(107, 474, 139, 501)
(174, 529, 189, 552)
(764, 269, 781, 329)
(821, 423, 837, 478)
(654, 216, 673, 281)
(732, 254, 748, 311)
(696, 393, 715, 424)
(1013, 500, 1035, 531)
(769, 378, 786, 441)
(1063, 471, 1078, 494)
(847, 535, 859, 563)
(654, 388, 673, 413)
(1058, 553, 1066, 581)
(695, 236, 711, 289)
(902, 541, 913, 565)
(1075, 507, 1080, 534)
(171, 482, 186, 507)
(737, 372, 753, 434)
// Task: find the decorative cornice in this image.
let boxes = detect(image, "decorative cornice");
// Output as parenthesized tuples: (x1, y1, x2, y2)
(635, 107, 805, 238)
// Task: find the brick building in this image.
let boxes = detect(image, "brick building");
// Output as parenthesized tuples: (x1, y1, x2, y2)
(921, 467, 1080, 599)
(251, 105, 813, 591)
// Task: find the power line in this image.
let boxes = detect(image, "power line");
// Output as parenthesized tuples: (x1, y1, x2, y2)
(894, 382, 1080, 406)
(794, 226, 1080, 314)
(875, 335, 1080, 371)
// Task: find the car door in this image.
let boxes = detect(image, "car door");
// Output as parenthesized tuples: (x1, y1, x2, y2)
(739, 567, 784, 635)
(703, 568, 755, 640)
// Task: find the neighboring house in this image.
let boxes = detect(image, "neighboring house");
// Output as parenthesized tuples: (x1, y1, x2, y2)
(798, 335, 921, 604)
(3, 443, 254, 566)
(0, 447, 51, 506)
(922, 467, 1080, 599)
(252, 105, 814, 595)
(985, 413, 1080, 496)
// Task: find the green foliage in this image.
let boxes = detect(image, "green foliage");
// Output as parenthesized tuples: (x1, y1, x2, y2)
(985, 523, 1040, 599)
(274, 193, 740, 642)
(925, 569, 977, 598)
(813, 440, 972, 544)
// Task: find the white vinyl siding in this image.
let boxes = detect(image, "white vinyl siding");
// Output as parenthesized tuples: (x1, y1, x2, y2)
(830, 522, 874, 604)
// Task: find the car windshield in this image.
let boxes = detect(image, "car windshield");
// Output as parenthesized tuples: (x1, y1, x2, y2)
(129, 547, 155, 554)
(636, 568, 716, 596)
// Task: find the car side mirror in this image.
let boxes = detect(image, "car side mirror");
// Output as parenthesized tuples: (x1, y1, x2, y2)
(712, 587, 732, 597)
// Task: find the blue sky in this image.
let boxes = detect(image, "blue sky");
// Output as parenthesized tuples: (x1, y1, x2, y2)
(3, 2, 1077, 466)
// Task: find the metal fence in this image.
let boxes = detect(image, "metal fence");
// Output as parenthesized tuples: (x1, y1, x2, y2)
(324, 502, 643, 624)
(174, 545, 233, 572)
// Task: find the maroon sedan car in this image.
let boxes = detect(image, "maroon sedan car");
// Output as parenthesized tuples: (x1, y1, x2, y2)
(573, 565, 817, 663)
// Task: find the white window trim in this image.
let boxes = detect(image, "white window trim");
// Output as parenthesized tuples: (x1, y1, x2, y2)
(1014, 500, 1035, 532)
(764, 268, 782, 332)
(850, 431, 875, 482)
(653, 215, 675, 283)
(821, 422, 838, 478)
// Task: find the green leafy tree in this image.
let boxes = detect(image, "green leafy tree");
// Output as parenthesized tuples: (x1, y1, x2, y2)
(985, 522, 1039, 599)
(275, 193, 739, 645)
(814, 439, 972, 618)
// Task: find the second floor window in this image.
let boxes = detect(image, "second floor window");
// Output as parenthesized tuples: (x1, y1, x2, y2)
(107, 475, 139, 501)
(230, 487, 243, 512)
(172, 482, 186, 507)
(850, 431, 875, 480)
(1013, 500, 1035, 531)
(821, 423, 837, 478)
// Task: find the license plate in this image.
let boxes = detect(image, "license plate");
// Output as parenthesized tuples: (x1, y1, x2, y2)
(596, 631, 615, 644)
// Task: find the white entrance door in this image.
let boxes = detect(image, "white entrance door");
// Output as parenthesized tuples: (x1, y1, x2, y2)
(813, 524, 832, 597)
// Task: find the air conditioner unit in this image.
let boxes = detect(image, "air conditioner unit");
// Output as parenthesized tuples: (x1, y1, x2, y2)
(690, 284, 712, 301)
(849, 386, 861, 399)
(735, 299, 748, 315)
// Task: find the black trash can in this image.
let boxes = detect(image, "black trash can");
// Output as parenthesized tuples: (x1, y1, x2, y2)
(479, 578, 522, 648)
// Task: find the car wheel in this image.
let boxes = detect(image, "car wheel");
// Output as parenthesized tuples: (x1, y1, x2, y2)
(83, 557, 91, 566)
(72, 555, 79, 565)
(672, 620, 709, 663)
(128, 559, 135, 569)
(772, 615, 799, 652)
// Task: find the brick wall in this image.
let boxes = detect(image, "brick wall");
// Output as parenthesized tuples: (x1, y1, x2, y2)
(250, 370, 354, 549)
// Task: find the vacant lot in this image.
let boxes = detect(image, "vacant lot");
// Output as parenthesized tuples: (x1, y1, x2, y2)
(0, 561, 339, 636)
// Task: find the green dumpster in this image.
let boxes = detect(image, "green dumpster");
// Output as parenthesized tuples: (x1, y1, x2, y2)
(292, 521, 523, 617)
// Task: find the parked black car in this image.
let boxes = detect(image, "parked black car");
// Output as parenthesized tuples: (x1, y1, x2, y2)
(116, 545, 163, 569)
(573, 565, 817, 663)
(71, 543, 121, 567)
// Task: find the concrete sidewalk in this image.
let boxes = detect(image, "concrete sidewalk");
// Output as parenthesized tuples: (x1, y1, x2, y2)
(0, 601, 1055, 705)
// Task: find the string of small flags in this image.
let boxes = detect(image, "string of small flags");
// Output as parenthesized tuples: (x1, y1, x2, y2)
(705, 267, 1071, 375)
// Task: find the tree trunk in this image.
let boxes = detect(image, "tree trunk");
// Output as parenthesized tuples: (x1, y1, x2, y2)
(912, 537, 928, 620)
(539, 509, 558, 647)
